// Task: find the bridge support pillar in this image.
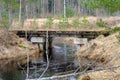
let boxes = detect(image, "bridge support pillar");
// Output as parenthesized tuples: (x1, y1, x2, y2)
(43, 36, 53, 62)
(37, 43, 44, 56)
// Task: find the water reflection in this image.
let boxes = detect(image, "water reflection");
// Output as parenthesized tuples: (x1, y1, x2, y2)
(53, 42, 77, 63)
(0, 67, 26, 80)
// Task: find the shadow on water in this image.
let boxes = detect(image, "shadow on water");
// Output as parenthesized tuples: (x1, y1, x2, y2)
(0, 70, 25, 80)
(0, 62, 26, 80)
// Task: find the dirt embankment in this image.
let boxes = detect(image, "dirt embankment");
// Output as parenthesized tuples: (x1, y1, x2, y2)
(77, 33, 120, 80)
(0, 30, 39, 68)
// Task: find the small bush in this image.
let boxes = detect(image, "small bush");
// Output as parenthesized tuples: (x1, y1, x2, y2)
(105, 27, 120, 43)
(80, 16, 90, 28)
(72, 18, 80, 28)
(58, 21, 70, 29)
(96, 18, 107, 27)
(57, 17, 70, 29)
(43, 17, 53, 29)
(107, 26, 120, 33)
(1, 11, 9, 20)
(0, 19, 9, 30)
(117, 32, 120, 44)
(65, 5, 75, 17)
(82, 16, 89, 24)
(1, 11, 9, 29)
(112, 27, 120, 32)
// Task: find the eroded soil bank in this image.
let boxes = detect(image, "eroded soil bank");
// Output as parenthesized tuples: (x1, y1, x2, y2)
(76, 33, 120, 80)
(0, 29, 39, 72)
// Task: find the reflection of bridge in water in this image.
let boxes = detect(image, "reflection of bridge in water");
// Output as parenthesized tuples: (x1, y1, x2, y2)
(11, 30, 110, 61)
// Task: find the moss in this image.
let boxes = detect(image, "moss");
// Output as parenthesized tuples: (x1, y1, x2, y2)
(17, 40, 26, 48)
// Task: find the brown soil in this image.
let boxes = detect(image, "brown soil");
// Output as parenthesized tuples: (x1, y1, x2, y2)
(0, 29, 39, 69)
(76, 33, 120, 80)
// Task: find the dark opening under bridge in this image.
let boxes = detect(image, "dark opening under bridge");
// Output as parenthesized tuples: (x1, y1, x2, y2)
(11, 30, 110, 61)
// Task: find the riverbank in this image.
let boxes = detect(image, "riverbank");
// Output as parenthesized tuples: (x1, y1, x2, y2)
(0, 29, 39, 71)
(77, 33, 120, 80)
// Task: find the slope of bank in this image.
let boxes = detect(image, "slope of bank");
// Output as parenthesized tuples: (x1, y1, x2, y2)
(76, 33, 120, 80)
(0, 30, 39, 67)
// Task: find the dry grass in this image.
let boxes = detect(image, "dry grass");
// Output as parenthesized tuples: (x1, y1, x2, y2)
(76, 33, 120, 80)
(11, 16, 120, 31)
(0, 30, 39, 64)
(78, 67, 120, 80)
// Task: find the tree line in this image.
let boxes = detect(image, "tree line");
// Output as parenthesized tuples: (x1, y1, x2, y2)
(0, 0, 120, 27)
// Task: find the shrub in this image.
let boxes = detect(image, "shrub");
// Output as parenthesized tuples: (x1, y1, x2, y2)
(71, 18, 80, 28)
(0, 19, 9, 30)
(58, 21, 69, 29)
(0, 11, 9, 29)
(82, 16, 89, 24)
(43, 17, 53, 29)
(96, 18, 107, 27)
(66, 5, 75, 17)
(112, 27, 120, 32)
(117, 32, 120, 43)
(1, 11, 9, 20)
(80, 16, 90, 28)
(106, 26, 120, 33)
(58, 18, 70, 29)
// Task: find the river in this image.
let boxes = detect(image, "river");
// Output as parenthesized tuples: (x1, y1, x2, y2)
(0, 42, 78, 80)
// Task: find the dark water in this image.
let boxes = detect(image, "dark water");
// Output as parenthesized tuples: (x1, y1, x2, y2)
(0, 43, 77, 80)
(0, 69, 25, 80)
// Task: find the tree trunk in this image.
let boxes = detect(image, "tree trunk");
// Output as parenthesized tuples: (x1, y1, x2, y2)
(8, 3, 13, 27)
(19, 0, 21, 26)
(48, 0, 54, 15)
(53, 0, 55, 16)
(21, 0, 26, 27)
(0, 7, 2, 19)
(0, 3, 2, 19)
(77, 0, 80, 15)
(40, 0, 45, 18)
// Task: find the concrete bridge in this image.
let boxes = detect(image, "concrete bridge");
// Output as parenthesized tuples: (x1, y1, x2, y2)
(11, 30, 110, 61)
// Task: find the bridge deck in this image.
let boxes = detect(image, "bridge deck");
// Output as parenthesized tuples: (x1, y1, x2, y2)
(9, 28, 105, 32)
(10, 29, 110, 38)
